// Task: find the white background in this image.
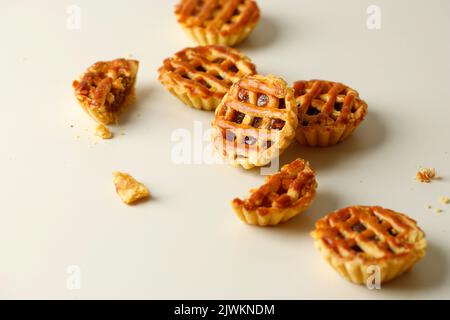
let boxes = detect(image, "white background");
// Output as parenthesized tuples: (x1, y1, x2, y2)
(1, 0, 449, 299)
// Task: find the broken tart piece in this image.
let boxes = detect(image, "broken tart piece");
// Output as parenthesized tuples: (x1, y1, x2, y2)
(311, 206, 427, 284)
(232, 159, 317, 226)
(112, 172, 150, 205)
(73, 58, 139, 124)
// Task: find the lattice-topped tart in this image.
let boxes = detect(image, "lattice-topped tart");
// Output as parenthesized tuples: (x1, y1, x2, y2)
(175, 0, 261, 46)
(293, 80, 368, 147)
(212, 74, 298, 169)
(159, 45, 256, 111)
(311, 206, 427, 284)
(232, 159, 317, 226)
(73, 58, 139, 124)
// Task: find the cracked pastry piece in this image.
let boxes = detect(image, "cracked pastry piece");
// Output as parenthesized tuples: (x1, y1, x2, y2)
(293, 80, 368, 147)
(95, 124, 113, 139)
(311, 206, 427, 284)
(416, 167, 436, 183)
(175, 0, 260, 46)
(112, 172, 150, 205)
(211, 74, 298, 169)
(232, 159, 317, 226)
(73, 58, 139, 124)
(158, 45, 256, 111)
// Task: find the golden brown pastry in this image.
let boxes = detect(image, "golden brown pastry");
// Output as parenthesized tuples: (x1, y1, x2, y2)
(232, 158, 317, 226)
(175, 0, 261, 46)
(311, 206, 427, 284)
(73, 58, 139, 124)
(293, 80, 368, 147)
(158, 45, 256, 111)
(212, 74, 298, 169)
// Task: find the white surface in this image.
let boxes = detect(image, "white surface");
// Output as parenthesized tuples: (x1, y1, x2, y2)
(0, 0, 449, 299)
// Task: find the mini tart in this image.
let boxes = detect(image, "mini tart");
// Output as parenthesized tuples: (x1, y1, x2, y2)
(175, 0, 260, 46)
(158, 45, 256, 111)
(232, 159, 317, 227)
(311, 206, 427, 285)
(212, 74, 298, 169)
(293, 80, 368, 147)
(73, 59, 139, 124)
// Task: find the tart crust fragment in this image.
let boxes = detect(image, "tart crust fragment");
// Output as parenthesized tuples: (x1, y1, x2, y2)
(112, 172, 150, 205)
(232, 159, 317, 226)
(73, 59, 139, 124)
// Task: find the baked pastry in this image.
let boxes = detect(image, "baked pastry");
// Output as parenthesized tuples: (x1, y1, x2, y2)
(158, 45, 256, 111)
(95, 124, 113, 139)
(232, 158, 317, 226)
(293, 80, 368, 147)
(311, 206, 427, 284)
(212, 75, 298, 169)
(73, 59, 139, 124)
(175, 0, 261, 46)
(112, 172, 150, 205)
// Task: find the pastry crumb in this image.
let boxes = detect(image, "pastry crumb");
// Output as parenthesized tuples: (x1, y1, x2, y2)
(416, 167, 436, 183)
(95, 124, 113, 139)
(426, 204, 432, 209)
(112, 172, 150, 205)
(440, 196, 450, 205)
(435, 208, 443, 213)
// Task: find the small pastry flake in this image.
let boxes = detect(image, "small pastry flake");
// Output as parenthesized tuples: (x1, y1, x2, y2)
(95, 124, 112, 139)
(212, 74, 298, 169)
(112, 172, 150, 205)
(73, 58, 139, 124)
(232, 159, 317, 226)
(158, 45, 256, 111)
(293, 80, 368, 147)
(416, 167, 436, 183)
(311, 206, 427, 285)
(175, 0, 261, 46)
(440, 196, 450, 205)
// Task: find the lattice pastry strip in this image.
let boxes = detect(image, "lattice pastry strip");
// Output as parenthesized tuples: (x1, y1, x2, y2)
(159, 45, 256, 111)
(232, 158, 317, 226)
(311, 206, 427, 284)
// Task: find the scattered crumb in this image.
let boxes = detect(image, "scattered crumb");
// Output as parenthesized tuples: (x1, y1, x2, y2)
(95, 124, 113, 139)
(426, 204, 432, 209)
(70, 124, 74, 128)
(440, 196, 450, 205)
(76, 135, 80, 139)
(416, 167, 436, 183)
(112, 172, 150, 205)
(435, 208, 443, 214)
